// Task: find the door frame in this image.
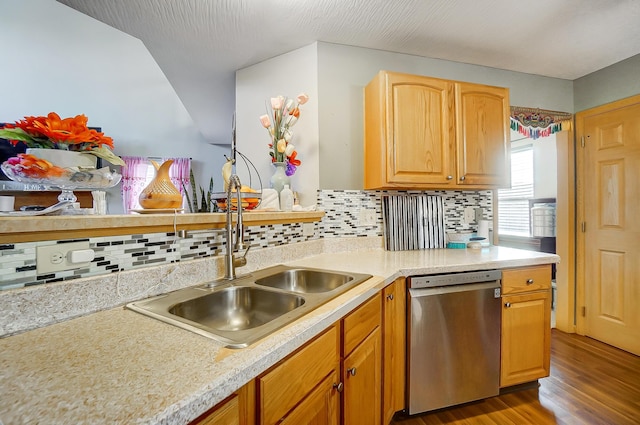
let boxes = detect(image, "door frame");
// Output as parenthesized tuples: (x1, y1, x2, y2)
(555, 128, 576, 333)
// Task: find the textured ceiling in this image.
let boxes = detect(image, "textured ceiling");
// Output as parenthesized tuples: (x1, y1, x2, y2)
(56, 0, 640, 143)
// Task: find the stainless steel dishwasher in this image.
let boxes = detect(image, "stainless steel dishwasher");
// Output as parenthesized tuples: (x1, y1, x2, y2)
(407, 270, 502, 415)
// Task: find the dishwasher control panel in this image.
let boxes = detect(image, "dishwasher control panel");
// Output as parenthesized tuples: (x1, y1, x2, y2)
(409, 269, 502, 289)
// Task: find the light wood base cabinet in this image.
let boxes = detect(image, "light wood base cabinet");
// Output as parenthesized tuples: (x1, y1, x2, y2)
(364, 70, 510, 190)
(279, 371, 340, 425)
(190, 380, 255, 425)
(382, 278, 406, 424)
(500, 265, 552, 388)
(342, 294, 382, 425)
(258, 325, 340, 424)
(194, 287, 392, 425)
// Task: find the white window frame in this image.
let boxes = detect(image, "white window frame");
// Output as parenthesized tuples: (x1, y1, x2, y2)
(498, 145, 534, 236)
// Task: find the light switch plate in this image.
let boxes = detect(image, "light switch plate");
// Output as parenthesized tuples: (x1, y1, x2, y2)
(37, 241, 92, 275)
(463, 206, 476, 223)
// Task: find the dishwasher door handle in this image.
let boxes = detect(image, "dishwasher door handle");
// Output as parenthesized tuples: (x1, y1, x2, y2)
(409, 281, 501, 298)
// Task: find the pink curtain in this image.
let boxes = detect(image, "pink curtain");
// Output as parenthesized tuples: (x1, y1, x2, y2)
(164, 157, 192, 210)
(120, 156, 149, 213)
(121, 156, 192, 213)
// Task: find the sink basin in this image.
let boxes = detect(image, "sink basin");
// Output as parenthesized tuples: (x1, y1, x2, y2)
(126, 265, 372, 348)
(255, 269, 353, 293)
(168, 286, 305, 331)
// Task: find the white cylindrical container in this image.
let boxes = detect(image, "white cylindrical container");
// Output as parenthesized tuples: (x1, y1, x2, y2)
(0, 195, 15, 212)
(279, 185, 294, 212)
(477, 220, 491, 241)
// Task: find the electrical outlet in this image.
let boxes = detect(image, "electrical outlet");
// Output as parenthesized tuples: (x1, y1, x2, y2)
(302, 222, 314, 237)
(359, 209, 377, 226)
(463, 206, 476, 224)
(37, 241, 93, 275)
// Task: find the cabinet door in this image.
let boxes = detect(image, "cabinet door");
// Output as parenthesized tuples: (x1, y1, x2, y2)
(259, 326, 339, 424)
(455, 82, 510, 187)
(365, 71, 455, 188)
(190, 381, 254, 425)
(280, 371, 340, 425)
(191, 394, 240, 425)
(501, 291, 551, 387)
(382, 278, 406, 424)
(343, 327, 382, 425)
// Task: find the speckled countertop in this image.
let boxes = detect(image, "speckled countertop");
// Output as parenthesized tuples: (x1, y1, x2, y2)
(0, 245, 558, 425)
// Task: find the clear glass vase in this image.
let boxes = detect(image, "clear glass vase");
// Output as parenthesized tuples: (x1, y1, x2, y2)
(270, 162, 291, 196)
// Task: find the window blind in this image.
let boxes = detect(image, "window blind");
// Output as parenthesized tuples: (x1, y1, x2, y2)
(498, 147, 534, 236)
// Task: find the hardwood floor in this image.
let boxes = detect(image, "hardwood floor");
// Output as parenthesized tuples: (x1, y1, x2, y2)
(391, 329, 640, 425)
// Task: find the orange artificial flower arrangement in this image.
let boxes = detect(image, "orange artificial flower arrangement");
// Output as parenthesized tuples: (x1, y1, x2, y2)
(0, 112, 124, 166)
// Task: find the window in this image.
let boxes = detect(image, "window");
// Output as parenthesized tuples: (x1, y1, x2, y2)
(498, 146, 534, 236)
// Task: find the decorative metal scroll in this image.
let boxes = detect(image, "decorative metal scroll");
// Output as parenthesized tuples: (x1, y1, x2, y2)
(510, 106, 573, 139)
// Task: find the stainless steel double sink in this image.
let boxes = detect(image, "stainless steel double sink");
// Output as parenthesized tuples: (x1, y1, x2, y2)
(126, 265, 372, 348)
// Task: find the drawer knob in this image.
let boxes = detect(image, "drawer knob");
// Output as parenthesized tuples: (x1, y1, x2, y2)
(333, 382, 344, 392)
(460, 176, 466, 181)
(386, 294, 394, 301)
(447, 175, 453, 180)
(347, 367, 357, 376)
(526, 279, 534, 285)
(505, 302, 511, 308)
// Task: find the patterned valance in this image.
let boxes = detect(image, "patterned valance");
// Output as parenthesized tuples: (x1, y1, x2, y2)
(510, 106, 573, 139)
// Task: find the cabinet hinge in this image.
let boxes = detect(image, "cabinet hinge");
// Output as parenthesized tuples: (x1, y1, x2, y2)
(581, 306, 586, 317)
(581, 222, 586, 232)
(581, 136, 585, 148)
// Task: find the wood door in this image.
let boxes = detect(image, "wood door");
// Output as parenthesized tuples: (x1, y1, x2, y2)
(382, 278, 406, 424)
(365, 72, 455, 187)
(500, 291, 551, 387)
(343, 328, 382, 425)
(279, 371, 340, 425)
(577, 95, 640, 355)
(455, 82, 510, 187)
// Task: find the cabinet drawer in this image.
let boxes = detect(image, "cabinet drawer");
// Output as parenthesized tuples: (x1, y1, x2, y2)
(343, 293, 382, 356)
(502, 265, 551, 294)
(259, 325, 339, 424)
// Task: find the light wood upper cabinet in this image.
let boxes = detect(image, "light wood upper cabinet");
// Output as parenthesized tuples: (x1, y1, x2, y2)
(364, 70, 510, 190)
(500, 265, 552, 388)
(455, 82, 511, 187)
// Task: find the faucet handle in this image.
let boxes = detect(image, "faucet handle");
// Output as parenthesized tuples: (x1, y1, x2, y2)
(233, 245, 250, 269)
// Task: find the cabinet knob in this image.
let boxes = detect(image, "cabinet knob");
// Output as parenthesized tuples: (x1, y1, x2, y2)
(526, 279, 534, 285)
(460, 176, 466, 181)
(386, 293, 394, 301)
(505, 302, 511, 308)
(446, 175, 453, 180)
(347, 367, 357, 376)
(333, 382, 344, 392)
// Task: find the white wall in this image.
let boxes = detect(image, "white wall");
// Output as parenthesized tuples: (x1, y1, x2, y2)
(0, 0, 227, 213)
(316, 42, 574, 189)
(235, 44, 319, 207)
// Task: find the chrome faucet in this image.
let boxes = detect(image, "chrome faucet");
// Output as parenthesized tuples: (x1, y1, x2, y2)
(222, 173, 250, 280)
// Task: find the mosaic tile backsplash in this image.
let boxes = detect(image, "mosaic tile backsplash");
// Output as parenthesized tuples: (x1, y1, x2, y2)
(0, 189, 492, 290)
